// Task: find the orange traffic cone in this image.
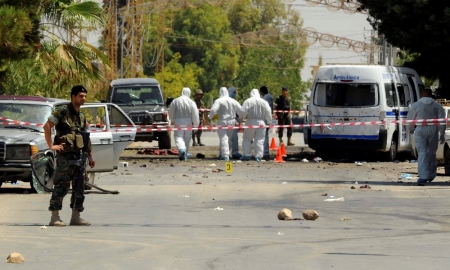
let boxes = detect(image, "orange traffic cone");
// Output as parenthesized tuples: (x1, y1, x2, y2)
(280, 143, 287, 157)
(269, 137, 277, 150)
(274, 148, 285, 163)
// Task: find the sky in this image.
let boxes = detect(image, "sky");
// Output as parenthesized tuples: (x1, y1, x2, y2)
(289, 0, 373, 81)
(88, 0, 373, 82)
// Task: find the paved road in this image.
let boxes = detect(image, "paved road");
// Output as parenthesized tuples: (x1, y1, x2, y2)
(1, 157, 450, 269)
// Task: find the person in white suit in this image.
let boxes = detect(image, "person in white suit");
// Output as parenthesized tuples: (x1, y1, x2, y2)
(168, 87, 200, 161)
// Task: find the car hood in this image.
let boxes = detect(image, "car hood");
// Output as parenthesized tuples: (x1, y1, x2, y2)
(0, 128, 43, 144)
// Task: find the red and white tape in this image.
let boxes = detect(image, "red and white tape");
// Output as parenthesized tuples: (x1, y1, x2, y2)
(1, 117, 448, 132)
(198, 108, 302, 113)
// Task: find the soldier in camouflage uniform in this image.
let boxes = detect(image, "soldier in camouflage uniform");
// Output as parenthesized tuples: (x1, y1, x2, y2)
(43, 85, 96, 227)
(192, 89, 206, 146)
(274, 86, 295, 146)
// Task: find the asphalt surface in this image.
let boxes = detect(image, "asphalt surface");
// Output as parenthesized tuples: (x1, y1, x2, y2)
(1, 131, 450, 269)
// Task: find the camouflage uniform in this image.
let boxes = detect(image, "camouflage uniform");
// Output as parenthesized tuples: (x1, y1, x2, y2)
(192, 89, 205, 146)
(275, 95, 293, 138)
(48, 103, 92, 212)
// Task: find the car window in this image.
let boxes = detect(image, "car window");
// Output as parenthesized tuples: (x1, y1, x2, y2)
(0, 104, 52, 129)
(107, 105, 133, 126)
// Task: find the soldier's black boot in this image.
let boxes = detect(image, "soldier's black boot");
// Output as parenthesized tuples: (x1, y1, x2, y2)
(198, 137, 205, 146)
(192, 134, 197, 146)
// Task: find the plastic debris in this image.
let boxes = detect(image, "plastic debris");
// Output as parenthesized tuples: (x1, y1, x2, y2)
(178, 195, 190, 198)
(324, 197, 344, 202)
(313, 157, 322, 162)
(214, 207, 224, 211)
(340, 217, 352, 221)
(301, 158, 309, 163)
(355, 161, 363, 166)
(282, 182, 288, 184)
(40, 225, 47, 229)
(401, 174, 413, 179)
(209, 163, 216, 167)
(237, 160, 242, 163)
(277, 232, 284, 236)
(410, 160, 417, 163)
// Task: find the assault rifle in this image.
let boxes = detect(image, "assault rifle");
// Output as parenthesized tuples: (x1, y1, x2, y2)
(74, 131, 90, 202)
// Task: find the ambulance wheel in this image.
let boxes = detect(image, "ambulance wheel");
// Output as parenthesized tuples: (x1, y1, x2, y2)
(384, 140, 397, 162)
(444, 150, 450, 176)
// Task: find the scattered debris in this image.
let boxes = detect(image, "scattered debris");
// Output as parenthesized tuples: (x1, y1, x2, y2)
(277, 208, 292, 220)
(137, 148, 179, 155)
(324, 197, 344, 202)
(301, 158, 309, 163)
(400, 174, 413, 179)
(6, 253, 25, 263)
(214, 207, 224, 211)
(354, 181, 358, 185)
(191, 165, 197, 168)
(313, 157, 322, 162)
(182, 174, 188, 177)
(282, 182, 288, 184)
(372, 167, 377, 170)
(39, 225, 47, 229)
(212, 169, 222, 173)
(195, 182, 202, 184)
(196, 153, 205, 159)
(350, 186, 355, 189)
(328, 162, 338, 166)
(209, 163, 216, 167)
(360, 185, 371, 189)
(321, 193, 328, 196)
(340, 217, 352, 221)
(302, 210, 319, 220)
(410, 160, 417, 163)
(202, 175, 208, 178)
(118, 162, 128, 167)
(170, 164, 175, 167)
(355, 162, 363, 166)
(277, 232, 284, 236)
(140, 164, 147, 167)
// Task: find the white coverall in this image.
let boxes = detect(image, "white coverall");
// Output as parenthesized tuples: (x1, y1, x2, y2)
(407, 97, 445, 182)
(240, 89, 272, 160)
(168, 88, 200, 157)
(209, 87, 243, 159)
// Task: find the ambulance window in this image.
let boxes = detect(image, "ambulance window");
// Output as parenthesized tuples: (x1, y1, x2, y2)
(407, 75, 418, 101)
(384, 83, 398, 107)
(397, 84, 411, 106)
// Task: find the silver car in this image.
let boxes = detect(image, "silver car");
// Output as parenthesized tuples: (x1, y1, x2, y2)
(0, 96, 136, 191)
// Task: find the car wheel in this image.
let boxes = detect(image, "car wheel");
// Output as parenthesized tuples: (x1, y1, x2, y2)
(158, 133, 171, 149)
(31, 159, 55, 193)
(445, 150, 450, 176)
(384, 140, 397, 162)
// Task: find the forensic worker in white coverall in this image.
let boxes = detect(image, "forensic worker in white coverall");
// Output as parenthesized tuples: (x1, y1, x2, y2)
(168, 87, 200, 161)
(228, 87, 243, 159)
(240, 89, 272, 162)
(407, 88, 445, 183)
(209, 87, 243, 161)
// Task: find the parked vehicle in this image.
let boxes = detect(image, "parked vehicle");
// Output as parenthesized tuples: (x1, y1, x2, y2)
(304, 65, 424, 161)
(104, 78, 171, 149)
(0, 96, 136, 190)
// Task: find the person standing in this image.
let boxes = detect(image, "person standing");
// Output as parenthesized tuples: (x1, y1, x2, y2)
(43, 85, 95, 227)
(209, 87, 243, 161)
(240, 89, 272, 162)
(274, 86, 295, 146)
(192, 89, 206, 146)
(407, 88, 445, 183)
(228, 87, 243, 159)
(260, 86, 274, 160)
(168, 87, 200, 161)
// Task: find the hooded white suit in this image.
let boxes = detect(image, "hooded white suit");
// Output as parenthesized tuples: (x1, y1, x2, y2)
(240, 89, 272, 159)
(168, 88, 200, 158)
(407, 97, 445, 182)
(209, 87, 243, 159)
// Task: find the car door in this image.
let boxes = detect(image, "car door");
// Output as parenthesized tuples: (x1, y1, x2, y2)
(80, 104, 114, 172)
(104, 103, 136, 169)
(396, 83, 412, 151)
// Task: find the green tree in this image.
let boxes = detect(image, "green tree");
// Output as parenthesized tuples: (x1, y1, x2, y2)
(358, 0, 450, 95)
(0, 0, 107, 98)
(155, 53, 203, 100)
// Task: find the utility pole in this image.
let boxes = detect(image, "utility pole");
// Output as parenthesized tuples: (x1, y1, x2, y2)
(381, 34, 386, 65)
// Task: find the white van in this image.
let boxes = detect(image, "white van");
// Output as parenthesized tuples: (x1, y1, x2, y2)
(304, 65, 425, 161)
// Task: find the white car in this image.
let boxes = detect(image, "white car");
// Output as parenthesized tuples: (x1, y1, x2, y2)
(411, 106, 450, 174)
(0, 96, 136, 191)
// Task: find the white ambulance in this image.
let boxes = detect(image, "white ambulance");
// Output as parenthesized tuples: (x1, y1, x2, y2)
(304, 65, 425, 161)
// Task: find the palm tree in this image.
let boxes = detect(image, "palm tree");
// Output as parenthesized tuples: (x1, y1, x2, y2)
(1, 0, 109, 98)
